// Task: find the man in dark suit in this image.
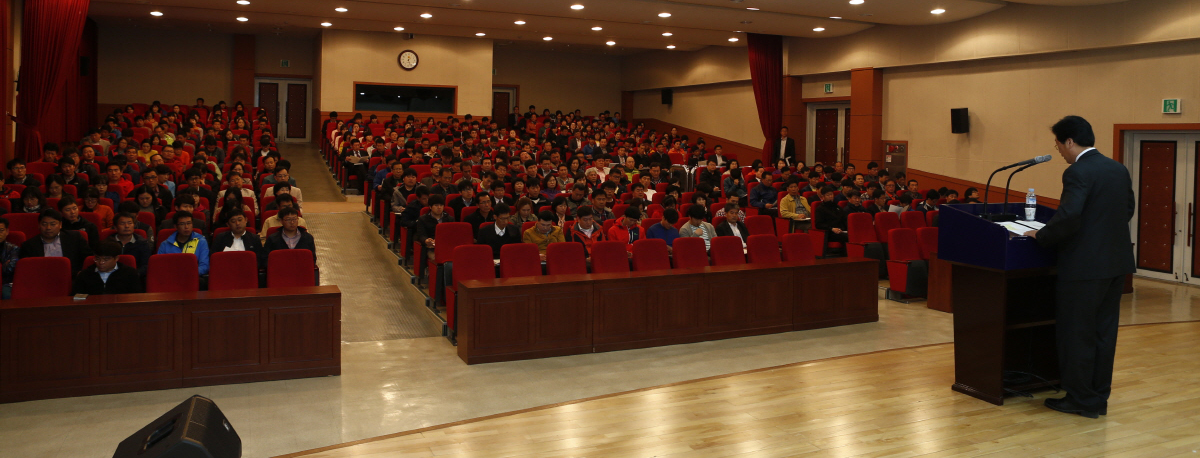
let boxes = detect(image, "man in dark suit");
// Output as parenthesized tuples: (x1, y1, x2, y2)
(72, 241, 142, 295)
(19, 209, 94, 276)
(714, 202, 750, 246)
(1025, 115, 1135, 419)
(212, 211, 266, 270)
(477, 203, 521, 259)
(773, 126, 797, 166)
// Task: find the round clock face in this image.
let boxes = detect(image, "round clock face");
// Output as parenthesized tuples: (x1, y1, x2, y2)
(398, 50, 418, 70)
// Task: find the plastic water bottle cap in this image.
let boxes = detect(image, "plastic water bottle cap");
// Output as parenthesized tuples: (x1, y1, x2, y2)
(1028, 188, 1035, 192)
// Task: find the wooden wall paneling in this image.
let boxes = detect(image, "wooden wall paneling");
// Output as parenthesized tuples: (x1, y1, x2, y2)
(458, 278, 594, 364)
(188, 309, 262, 372)
(533, 290, 593, 347)
(634, 118, 763, 164)
(232, 35, 256, 106)
(97, 307, 181, 380)
(927, 252, 953, 313)
(848, 68, 883, 168)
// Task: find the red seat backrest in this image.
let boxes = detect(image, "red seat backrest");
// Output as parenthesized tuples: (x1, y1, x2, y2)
(901, 211, 927, 230)
(926, 210, 939, 227)
(6, 213, 38, 239)
(7, 230, 26, 246)
(848, 213, 878, 244)
(209, 251, 260, 290)
(709, 236, 745, 266)
(460, 206, 478, 222)
(640, 218, 661, 230)
(887, 228, 921, 262)
(11, 257, 72, 299)
(146, 253, 200, 292)
(631, 239, 670, 272)
(433, 222, 474, 264)
(781, 233, 815, 262)
(744, 215, 774, 236)
(746, 234, 781, 264)
(916, 227, 939, 261)
(874, 212, 902, 243)
(590, 241, 630, 274)
(671, 237, 708, 269)
(546, 242, 587, 275)
(499, 243, 541, 278)
(267, 249, 316, 288)
(452, 244, 496, 287)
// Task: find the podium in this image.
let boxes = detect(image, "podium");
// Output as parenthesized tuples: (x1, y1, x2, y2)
(939, 203, 1061, 405)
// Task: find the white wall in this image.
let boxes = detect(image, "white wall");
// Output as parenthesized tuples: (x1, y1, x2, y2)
(493, 47, 621, 115)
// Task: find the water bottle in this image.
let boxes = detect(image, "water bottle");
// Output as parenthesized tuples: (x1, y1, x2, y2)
(1025, 188, 1037, 221)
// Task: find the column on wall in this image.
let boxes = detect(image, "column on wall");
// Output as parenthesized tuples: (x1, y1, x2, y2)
(232, 34, 256, 106)
(848, 67, 883, 168)
(782, 76, 805, 166)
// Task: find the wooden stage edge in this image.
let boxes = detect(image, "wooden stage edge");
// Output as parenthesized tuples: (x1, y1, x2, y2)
(275, 319, 1200, 458)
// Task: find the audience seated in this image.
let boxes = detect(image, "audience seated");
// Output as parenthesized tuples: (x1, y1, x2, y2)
(260, 194, 304, 242)
(156, 210, 210, 275)
(58, 196, 100, 250)
(212, 211, 266, 269)
(607, 207, 645, 253)
(523, 211, 564, 259)
(72, 241, 143, 295)
(264, 207, 316, 261)
(678, 205, 717, 251)
(0, 217, 19, 298)
(415, 194, 454, 262)
(646, 208, 680, 251)
(714, 202, 750, 247)
(18, 209, 93, 277)
(477, 203, 521, 259)
(566, 206, 605, 258)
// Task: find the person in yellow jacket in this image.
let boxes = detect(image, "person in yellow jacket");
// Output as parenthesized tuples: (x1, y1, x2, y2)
(778, 180, 812, 232)
(522, 210, 564, 261)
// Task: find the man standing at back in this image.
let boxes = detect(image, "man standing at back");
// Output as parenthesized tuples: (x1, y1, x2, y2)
(1025, 115, 1135, 419)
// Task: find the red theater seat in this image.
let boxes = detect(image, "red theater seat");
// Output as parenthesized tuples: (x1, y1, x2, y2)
(631, 239, 671, 271)
(781, 233, 815, 262)
(546, 242, 587, 275)
(146, 253, 200, 293)
(267, 249, 316, 288)
(499, 243, 541, 278)
(589, 241, 629, 274)
(746, 234, 781, 264)
(446, 245, 496, 332)
(11, 258, 72, 299)
(709, 236, 745, 266)
(209, 251, 260, 290)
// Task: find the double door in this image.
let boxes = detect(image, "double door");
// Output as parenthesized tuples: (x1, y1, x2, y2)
(254, 78, 311, 142)
(807, 104, 850, 166)
(1130, 133, 1200, 284)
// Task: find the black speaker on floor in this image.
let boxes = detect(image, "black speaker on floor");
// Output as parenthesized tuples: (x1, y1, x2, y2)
(112, 395, 241, 458)
(951, 108, 969, 134)
(661, 88, 673, 105)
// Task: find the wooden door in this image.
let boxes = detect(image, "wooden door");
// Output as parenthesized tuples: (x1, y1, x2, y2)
(814, 109, 839, 165)
(1193, 140, 1200, 278)
(1137, 141, 1177, 273)
(258, 82, 280, 133)
(286, 83, 307, 139)
(493, 92, 510, 129)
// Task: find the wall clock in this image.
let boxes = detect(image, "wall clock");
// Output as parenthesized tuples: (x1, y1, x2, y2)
(398, 50, 418, 71)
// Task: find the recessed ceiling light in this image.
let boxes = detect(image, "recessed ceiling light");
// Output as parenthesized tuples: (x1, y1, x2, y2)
(543, 36, 553, 41)
(728, 37, 739, 42)
(475, 32, 486, 36)
(813, 27, 825, 32)
(591, 26, 602, 31)
(931, 8, 946, 14)
(335, 7, 348, 12)
(849, 0, 864, 4)
(514, 20, 526, 25)
(320, 22, 332, 27)
(606, 40, 616, 46)
(394, 26, 405, 31)
(830, 16, 842, 19)
(662, 32, 673, 37)
(570, 4, 585, 10)
(236, 17, 249, 22)
(420, 13, 432, 18)
(236, 0, 250, 5)
(150, 11, 164, 17)
(666, 45, 676, 49)
(658, 12, 672, 18)
(747, 7, 759, 11)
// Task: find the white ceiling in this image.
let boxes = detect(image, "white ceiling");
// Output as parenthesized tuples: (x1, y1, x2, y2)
(88, 0, 1129, 53)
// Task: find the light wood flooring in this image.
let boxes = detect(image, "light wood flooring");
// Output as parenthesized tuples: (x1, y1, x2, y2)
(281, 321, 1200, 458)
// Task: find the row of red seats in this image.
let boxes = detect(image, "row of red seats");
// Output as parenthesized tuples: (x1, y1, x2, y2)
(9, 249, 316, 300)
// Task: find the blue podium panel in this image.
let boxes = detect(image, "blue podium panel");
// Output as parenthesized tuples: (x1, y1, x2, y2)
(938, 203, 1057, 271)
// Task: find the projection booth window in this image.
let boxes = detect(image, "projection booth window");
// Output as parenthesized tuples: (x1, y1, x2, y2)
(353, 84, 456, 113)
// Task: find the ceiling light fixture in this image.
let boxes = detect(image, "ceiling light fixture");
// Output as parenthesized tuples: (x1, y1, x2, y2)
(662, 32, 673, 36)
(543, 36, 553, 41)
(236, 0, 250, 5)
(666, 45, 676, 49)
(849, 0, 864, 4)
(420, 13, 432, 18)
(514, 20, 526, 25)
(476, 32, 486, 36)
(606, 40, 616, 46)
(320, 22, 332, 27)
(728, 37, 739, 42)
(931, 8, 946, 14)
(570, 4, 584, 10)
(747, 7, 759, 10)
(150, 11, 164, 17)
(335, 7, 348, 12)
(236, 16, 249, 22)
(830, 16, 842, 19)
(813, 27, 825, 31)
(591, 26, 602, 31)
(658, 12, 672, 18)
(394, 26, 405, 31)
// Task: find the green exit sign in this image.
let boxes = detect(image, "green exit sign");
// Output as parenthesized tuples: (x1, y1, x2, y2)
(824, 83, 834, 94)
(1163, 98, 1181, 114)
(280, 59, 290, 68)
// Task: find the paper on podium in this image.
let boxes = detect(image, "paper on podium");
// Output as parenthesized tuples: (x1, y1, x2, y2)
(997, 220, 1045, 236)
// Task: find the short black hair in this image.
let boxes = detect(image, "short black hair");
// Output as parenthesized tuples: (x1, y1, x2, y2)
(174, 210, 194, 223)
(687, 204, 706, 219)
(575, 206, 593, 218)
(428, 194, 446, 206)
(537, 210, 555, 222)
(624, 206, 641, 219)
(277, 207, 299, 219)
(39, 208, 64, 223)
(662, 208, 679, 224)
(96, 241, 123, 258)
(821, 185, 839, 195)
(1051, 115, 1095, 147)
(494, 203, 511, 215)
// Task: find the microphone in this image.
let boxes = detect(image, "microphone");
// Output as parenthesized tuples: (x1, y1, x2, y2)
(983, 155, 1052, 216)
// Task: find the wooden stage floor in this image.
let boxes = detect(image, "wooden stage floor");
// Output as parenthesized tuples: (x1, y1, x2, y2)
(280, 321, 1200, 458)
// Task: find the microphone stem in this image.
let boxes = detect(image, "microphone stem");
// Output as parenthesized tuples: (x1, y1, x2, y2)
(1003, 163, 1037, 217)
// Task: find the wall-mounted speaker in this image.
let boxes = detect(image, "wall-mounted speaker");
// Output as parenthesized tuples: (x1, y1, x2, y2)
(951, 108, 969, 134)
(661, 89, 673, 105)
(112, 395, 241, 458)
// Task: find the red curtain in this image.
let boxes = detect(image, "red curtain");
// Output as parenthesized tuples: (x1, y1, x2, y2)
(13, 0, 90, 161)
(747, 33, 783, 166)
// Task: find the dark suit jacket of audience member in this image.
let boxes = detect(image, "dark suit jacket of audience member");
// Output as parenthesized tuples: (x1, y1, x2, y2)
(264, 227, 317, 261)
(109, 233, 153, 276)
(72, 264, 143, 295)
(212, 229, 267, 269)
(476, 223, 522, 259)
(814, 201, 847, 232)
(447, 196, 475, 221)
(19, 229, 94, 276)
(715, 220, 750, 243)
(464, 210, 496, 236)
(63, 218, 100, 250)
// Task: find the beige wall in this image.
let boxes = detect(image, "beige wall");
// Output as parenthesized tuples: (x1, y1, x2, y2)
(631, 81, 762, 147)
(802, 73, 851, 99)
(621, 45, 749, 91)
(493, 47, 621, 115)
(256, 34, 315, 77)
(788, 0, 1200, 75)
(97, 27, 233, 104)
(317, 29, 492, 115)
(884, 38, 1200, 199)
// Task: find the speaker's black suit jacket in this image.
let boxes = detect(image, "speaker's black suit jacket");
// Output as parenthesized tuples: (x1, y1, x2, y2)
(1035, 149, 1135, 281)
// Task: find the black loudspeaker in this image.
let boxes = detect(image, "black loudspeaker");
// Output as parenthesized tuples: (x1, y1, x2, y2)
(951, 108, 969, 134)
(113, 395, 241, 458)
(661, 88, 673, 105)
